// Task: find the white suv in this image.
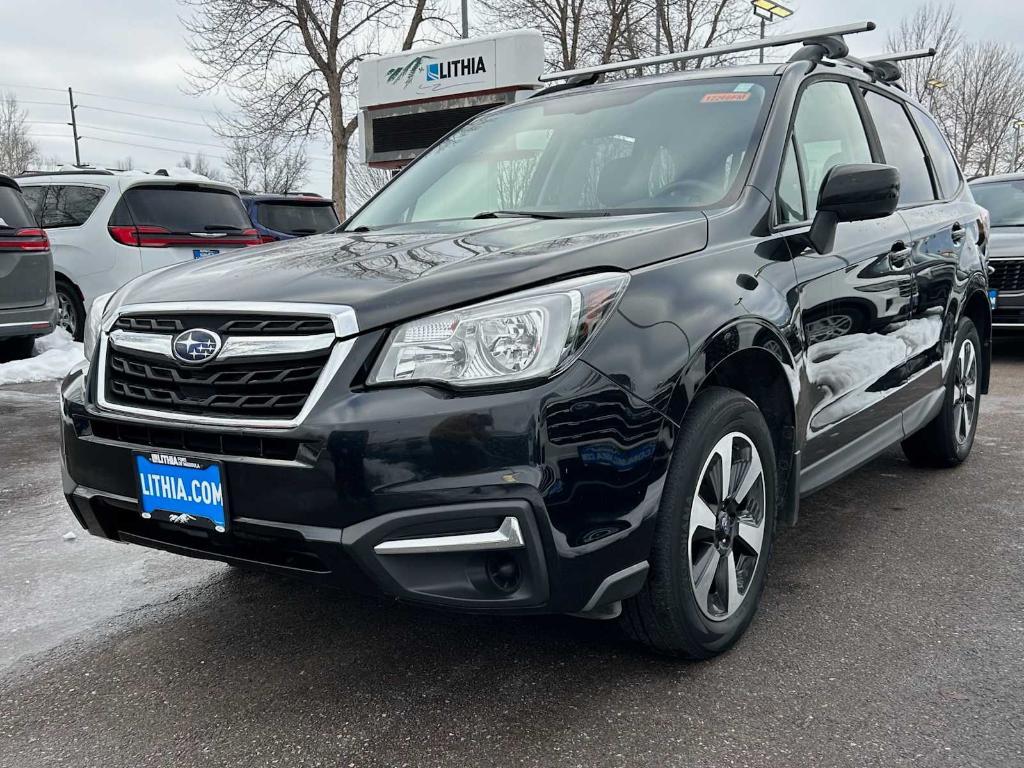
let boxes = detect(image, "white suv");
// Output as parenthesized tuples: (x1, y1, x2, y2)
(17, 171, 259, 339)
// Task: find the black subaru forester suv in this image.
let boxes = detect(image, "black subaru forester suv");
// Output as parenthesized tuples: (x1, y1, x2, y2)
(60, 25, 990, 658)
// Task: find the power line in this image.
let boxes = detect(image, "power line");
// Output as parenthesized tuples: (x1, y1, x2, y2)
(0, 81, 222, 116)
(77, 104, 212, 128)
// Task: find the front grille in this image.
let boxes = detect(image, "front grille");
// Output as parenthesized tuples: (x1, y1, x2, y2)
(990, 259, 1024, 293)
(106, 348, 330, 418)
(113, 313, 335, 336)
(86, 418, 302, 461)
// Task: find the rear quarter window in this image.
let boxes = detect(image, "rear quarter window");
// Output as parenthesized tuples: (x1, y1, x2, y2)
(255, 201, 339, 235)
(112, 185, 250, 232)
(0, 186, 37, 229)
(40, 185, 106, 228)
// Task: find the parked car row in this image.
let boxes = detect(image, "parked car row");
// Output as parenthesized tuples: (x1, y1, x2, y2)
(0, 170, 340, 349)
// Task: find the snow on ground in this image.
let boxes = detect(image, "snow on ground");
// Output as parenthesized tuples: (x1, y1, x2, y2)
(0, 329, 84, 386)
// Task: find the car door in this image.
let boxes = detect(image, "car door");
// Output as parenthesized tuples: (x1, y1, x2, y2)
(776, 78, 916, 480)
(858, 90, 959, 403)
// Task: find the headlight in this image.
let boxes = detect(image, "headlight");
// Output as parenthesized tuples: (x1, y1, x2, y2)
(83, 292, 114, 362)
(369, 273, 629, 388)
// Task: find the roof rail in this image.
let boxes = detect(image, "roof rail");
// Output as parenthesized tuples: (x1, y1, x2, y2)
(538, 21, 876, 82)
(16, 169, 115, 177)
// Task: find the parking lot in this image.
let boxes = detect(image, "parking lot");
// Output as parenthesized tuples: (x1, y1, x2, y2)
(0, 342, 1021, 768)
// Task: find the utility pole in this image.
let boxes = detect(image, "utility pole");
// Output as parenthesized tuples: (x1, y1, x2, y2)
(460, 0, 468, 38)
(759, 19, 766, 64)
(67, 87, 82, 167)
(1014, 121, 1023, 174)
(654, 0, 662, 73)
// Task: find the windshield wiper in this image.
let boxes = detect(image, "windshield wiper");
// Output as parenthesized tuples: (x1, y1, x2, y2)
(472, 210, 567, 220)
(203, 224, 244, 231)
(289, 228, 318, 234)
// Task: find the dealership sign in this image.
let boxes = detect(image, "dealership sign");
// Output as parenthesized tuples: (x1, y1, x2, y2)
(359, 31, 544, 108)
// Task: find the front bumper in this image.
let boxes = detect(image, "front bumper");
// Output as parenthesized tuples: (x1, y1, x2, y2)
(0, 292, 57, 340)
(60, 357, 666, 615)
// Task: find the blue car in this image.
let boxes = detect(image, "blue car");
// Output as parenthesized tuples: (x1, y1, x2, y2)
(240, 193, 340, 243)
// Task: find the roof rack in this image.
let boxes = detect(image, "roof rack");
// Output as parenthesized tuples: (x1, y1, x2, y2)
(538, 21, 875, 82)
(840, 47, 936, 85)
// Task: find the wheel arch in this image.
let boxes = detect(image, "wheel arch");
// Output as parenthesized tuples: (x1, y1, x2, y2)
(674, 318, 801, 525)
(960, 285, 992, 395)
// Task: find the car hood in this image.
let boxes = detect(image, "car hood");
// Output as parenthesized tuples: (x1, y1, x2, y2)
(988, 227, 1024, 260)
(116, 213, 708, 332)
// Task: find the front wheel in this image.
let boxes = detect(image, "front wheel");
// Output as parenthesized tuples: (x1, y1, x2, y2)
(621, 387, 777, 658)
(901, 316, 981, 467)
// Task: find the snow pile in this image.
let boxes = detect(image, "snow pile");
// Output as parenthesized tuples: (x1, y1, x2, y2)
(0, 328, 85, 386)
(162, 166, 212, 182)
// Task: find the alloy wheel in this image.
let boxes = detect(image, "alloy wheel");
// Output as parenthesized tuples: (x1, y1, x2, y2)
(806, 313, 853, 345)
(688, 432, 766, 622)
(57, 291, 76, 336)
(953, 338, 978, 446)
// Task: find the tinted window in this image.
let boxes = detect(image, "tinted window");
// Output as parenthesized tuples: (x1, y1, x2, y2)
(911, 106, 962, 198)
(19, 185, 45, 222)
(863, 91, 935, 205)
(789, 81, 872, 219)
(113, 185, 251, 232)
(0, 186, 37, 229)
(256, 201, 339, 235)
(40, 184, 105, 228)
(348, 77, 777, 228)
(971, 180, 1024, 226)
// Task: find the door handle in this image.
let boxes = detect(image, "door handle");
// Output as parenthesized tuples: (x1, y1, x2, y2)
(951, 223, 966, 244)
(887, 242, 911, 269)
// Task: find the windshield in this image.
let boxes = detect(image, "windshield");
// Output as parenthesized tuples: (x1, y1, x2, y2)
(972, 180, 1024, 226)
(256, 200, 339, 235)
(347, 77, 776, 230)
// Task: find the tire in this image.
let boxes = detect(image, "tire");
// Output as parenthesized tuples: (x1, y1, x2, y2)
(901, 316, 981, 468)
(621, 386, 777, 658)
(0, 335, 35, 362)
(56, 279, 86, 341)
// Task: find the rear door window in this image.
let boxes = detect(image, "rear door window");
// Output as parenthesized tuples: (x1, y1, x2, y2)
(112, 185, 251, 233)
(863, 91, 936, 205)
(19, 185, 46, 222)
(39, 184, 106, 228)
(0, 185, 37, 230)
(911, 105, 962, 198)
(256, 201, 339, 235)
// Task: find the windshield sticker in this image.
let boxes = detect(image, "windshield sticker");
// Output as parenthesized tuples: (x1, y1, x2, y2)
(702, 92, 752, 103)
(733, 83, 755, 92)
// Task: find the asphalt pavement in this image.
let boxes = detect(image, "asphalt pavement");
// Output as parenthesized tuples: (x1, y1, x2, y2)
(1, 342, 1022, 768)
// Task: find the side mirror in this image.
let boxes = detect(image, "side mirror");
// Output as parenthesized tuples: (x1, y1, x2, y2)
(807, 163, 900, 254)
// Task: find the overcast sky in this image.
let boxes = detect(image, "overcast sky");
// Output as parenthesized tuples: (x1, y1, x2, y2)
(2, 0, 1020, 196)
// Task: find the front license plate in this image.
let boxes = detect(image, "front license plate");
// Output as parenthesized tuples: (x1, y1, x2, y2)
(989, 289, 998, 309)
(134, 452, 228, 532)
(193, 248, 220, 259)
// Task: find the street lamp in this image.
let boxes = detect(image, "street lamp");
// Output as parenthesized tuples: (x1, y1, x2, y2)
(925, 78, 945, 110)
(1013, 119, 1024, 173)
(751, 1, 795, 63)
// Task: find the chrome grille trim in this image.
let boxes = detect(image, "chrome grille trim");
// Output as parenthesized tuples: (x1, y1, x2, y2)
(108, 329, 336, 360)
(93, 302, 358, 429)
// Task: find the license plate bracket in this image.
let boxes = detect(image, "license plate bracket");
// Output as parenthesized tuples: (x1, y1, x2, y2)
(134, 452, 228, 533)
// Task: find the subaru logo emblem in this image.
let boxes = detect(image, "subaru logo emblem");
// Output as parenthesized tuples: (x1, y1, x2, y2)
(172, 328, 222, 364)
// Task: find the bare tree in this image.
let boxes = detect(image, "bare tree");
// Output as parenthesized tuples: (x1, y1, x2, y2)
(0, 92, 39, 175)
(943, 42, 1024, 177)
(886, 1, 961, 106)
(180, 152, 224, 180)
(478, 0, 756, 73)
(181, 0, 453, 216)
(225, 135, 310, 193)
(346, 144, 390, 209)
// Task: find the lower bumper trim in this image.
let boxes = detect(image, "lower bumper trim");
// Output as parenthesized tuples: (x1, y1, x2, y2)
(373, 516, 525, 555)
